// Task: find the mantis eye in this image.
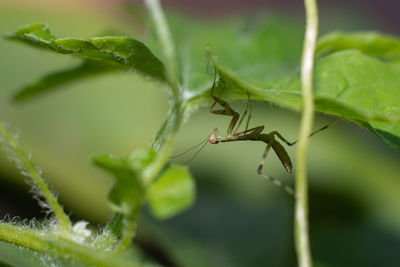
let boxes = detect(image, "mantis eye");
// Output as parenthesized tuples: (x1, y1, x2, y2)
(208, 133, 218, 144)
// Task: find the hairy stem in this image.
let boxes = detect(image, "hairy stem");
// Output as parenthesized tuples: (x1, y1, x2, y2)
(0, 223, 49, 251)
(295, 0, 318, 266)
(0, 222, 141, 267)
(112, 206, 140, 254)
(0, 122, 71, 232)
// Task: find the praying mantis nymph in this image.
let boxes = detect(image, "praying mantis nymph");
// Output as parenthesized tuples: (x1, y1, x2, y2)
(205, 69, 339, 197)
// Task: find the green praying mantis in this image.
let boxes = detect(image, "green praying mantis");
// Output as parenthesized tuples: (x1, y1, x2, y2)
(206, 70, 339, 197)
(176, 69, 339, 197)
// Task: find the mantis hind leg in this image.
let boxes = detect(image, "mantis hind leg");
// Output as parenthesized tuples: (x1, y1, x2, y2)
(233, 125, 264, 137)
(272, 118, 341, 146)
(257, 141, 295, 198)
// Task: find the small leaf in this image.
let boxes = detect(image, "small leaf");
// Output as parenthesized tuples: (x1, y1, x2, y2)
(11, 23, 55, 47)
(147, 164, 195, 220)
(128, 149, 157, 179)
(92, 154, 144, 215)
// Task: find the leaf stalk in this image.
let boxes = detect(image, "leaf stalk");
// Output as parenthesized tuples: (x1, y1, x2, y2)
(112, 0, 185, 253)
(145, 0, 180, 98)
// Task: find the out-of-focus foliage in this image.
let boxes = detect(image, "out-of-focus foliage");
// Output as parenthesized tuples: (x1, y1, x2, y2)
(316, 32, 400, 62)
(147, 164, 195, 219)
(92, 153, 146, 216)
(0, 241, 52, 267)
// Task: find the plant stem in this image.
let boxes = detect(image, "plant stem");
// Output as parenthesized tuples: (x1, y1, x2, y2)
(144, 0, 180, 97)
(295, 0, 318, 266)
(0, 222, 49, 251)
(112, 207, 140, 254)
(0, 222, 141, 267)
(111, 0, 184, 253)
(142, 0, 184, 185)
(0, 122, 71, 232)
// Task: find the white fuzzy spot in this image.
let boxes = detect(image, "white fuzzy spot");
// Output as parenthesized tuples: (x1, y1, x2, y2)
(71, 221, 92, 244)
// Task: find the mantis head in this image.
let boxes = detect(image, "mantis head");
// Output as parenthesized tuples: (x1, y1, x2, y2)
(208, 128, 219, 144)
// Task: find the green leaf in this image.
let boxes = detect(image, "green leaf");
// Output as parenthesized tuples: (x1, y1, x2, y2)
(6, 23, 168, 101)
(91, 154, 144, 215)
(91, 149, 156, 216)
(315, 31, 400, 63)
(147, 164, 195, 220)
(0, 240, 96, 267)
(13, 61, 113, 102)
(313, 50, 400, 151)
(128, 149, 157, 178)
(206, 47, 400, 152)
(7, 19, 400, 152)
(0, 241, 47, 267)
(171, 15, 400, 152)
(167, 15, 304, 93)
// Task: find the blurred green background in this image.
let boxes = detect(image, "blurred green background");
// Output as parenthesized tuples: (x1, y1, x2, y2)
(0, 0, 399, 266)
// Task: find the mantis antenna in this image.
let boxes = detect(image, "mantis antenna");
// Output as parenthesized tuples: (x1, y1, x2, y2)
(170, 138, 208, 159)
(184, 140, 208, 165)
